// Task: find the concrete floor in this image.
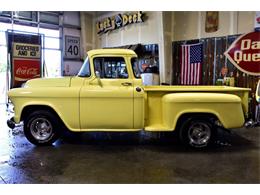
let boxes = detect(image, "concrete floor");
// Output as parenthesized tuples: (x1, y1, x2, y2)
(0, 103, 259, 184)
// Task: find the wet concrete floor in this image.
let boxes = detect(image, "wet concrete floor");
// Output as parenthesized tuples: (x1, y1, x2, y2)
(0, 103, 260, 184)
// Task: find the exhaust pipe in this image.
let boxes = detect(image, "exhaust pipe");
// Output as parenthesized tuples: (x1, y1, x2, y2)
(244, 119, 260, 128)
(7, 117, 16, 129)
(245, 120, 253, 128)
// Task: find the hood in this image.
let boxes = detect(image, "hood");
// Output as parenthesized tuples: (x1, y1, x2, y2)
(25, 77, 72, 88)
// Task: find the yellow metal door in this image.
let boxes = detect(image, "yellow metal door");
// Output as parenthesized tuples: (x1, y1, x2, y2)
(80, 79, 134, 130)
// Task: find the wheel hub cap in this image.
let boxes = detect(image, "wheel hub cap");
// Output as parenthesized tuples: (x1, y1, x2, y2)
(188, 122, 211, 147)
(30, 118, 53, 141)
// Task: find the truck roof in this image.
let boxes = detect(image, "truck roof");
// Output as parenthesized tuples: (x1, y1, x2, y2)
(87, 48, 137, 57)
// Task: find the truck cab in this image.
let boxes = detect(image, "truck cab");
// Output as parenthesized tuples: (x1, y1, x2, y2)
(78, 49, 145, 130)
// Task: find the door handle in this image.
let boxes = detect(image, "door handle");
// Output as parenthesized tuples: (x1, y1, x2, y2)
(136, 87, 142, 92)
(121, 82, 132, 86)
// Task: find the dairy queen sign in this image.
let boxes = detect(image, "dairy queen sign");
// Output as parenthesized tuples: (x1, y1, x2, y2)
(225, 31, 260, 76)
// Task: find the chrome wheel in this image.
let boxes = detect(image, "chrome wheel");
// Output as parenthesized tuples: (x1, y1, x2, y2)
(187, 122, 211, 147)
(30, 118, 53, 141)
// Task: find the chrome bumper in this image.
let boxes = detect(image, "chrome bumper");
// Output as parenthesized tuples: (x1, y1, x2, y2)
(7, 117, 16, 129)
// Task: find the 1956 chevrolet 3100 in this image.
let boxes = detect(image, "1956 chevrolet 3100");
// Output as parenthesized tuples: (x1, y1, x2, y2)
(7, 49, 251, 148)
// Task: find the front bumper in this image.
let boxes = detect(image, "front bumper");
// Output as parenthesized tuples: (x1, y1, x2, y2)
(7, 117, 16, 129)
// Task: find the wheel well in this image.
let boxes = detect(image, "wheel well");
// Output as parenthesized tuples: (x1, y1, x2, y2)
(175, 113, 219, 130)
(21, 105, 62, 123)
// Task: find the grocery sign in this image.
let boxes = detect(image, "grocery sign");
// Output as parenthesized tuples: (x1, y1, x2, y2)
(13, 43, 41, 58)
(224, 31, 260, 76)
(7, 32, 42, 88)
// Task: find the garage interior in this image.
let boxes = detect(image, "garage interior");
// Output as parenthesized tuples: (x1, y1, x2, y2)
(0, 11, 260, 184)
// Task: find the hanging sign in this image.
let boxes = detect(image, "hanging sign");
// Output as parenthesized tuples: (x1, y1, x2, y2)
(7, 32, 42, 88)
(224, 31, 260, 76)
(96, 11, 144, 34)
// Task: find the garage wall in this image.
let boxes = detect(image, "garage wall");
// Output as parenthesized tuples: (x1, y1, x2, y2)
(81, 11, 170, 83)
(80, 11, 256, 50)
(173, 11, 256, 41)
(173, 12, 199, 41)
(80, 12, 95, 58)
(237, 12, 256, 33)
(94, 11, 170, 83)
(79, 11, 256, 84)
(62, 12, 82, 76)
(162, 12, 174, 84)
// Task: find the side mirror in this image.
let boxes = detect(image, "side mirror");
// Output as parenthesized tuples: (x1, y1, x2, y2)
(95, 71, 101, 78)
(94, 71, 102, 87)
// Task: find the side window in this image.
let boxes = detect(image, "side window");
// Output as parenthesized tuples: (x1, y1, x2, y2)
(93, 57, 128, 79)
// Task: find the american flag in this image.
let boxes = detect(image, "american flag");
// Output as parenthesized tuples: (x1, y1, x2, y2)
(180, 43, 203, 85)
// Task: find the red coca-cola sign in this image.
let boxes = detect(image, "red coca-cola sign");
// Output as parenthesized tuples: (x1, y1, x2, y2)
(13, 59, 41, 87)
(224, 31, 260, 76)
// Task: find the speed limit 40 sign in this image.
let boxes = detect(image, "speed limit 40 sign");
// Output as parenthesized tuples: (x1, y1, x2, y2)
(65, 36, 80, 59)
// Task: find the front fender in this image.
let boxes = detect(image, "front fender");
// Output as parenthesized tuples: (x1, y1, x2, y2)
(162, 93, 245, 130)
(11, 100, 80, 131)
(8, 87, 80, 131)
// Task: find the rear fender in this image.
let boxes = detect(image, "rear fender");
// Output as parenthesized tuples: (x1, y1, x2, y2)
(162, 93, 245, 130)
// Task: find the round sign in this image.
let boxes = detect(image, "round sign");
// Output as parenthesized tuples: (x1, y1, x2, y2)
(224, 31, 260, 76)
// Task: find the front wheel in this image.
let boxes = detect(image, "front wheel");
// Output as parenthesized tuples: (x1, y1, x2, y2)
(179, 117, 216, 148)
(24, 110, 60, 146)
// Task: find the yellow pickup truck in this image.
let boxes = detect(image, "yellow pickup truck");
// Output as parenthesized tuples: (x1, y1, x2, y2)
(7, 49, 251, 148)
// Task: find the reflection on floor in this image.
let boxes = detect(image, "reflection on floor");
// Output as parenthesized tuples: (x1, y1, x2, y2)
(0, 103, 259, 184)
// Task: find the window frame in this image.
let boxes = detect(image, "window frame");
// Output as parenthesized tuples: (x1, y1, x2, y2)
(78, 56, 91, 77)
(131, 57, 141, 78)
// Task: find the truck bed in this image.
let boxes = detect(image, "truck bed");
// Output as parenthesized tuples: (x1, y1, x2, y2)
(143, 85, 250, 131)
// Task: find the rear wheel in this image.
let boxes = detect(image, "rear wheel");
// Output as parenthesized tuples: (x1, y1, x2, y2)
(24, 110, 60, 146)
(179, 117, 215, 148)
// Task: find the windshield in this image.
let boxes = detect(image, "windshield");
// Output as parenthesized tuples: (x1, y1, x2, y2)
(78, 56, 91, 77)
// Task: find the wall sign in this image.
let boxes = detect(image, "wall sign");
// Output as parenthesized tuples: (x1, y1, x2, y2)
(255, 11, 260, 31)
(7, 32, 42, 88)
(13, 59, 41, 83)
(65, 35, 80, 59)
(96, 11, 145, 34)
(205, 11, 219, 33)
(224, 31, 260, 76)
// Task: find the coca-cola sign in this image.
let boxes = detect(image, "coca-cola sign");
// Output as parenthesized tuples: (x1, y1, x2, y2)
(224, 31, 260, 76)
(13, 59, 41, 87)
(16, 67, 39, 78)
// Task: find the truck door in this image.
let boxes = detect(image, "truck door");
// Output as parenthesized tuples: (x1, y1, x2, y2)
(80, 56, 134, 130)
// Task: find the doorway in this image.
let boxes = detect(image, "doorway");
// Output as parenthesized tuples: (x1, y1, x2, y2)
(0, 22, 61, 104)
